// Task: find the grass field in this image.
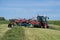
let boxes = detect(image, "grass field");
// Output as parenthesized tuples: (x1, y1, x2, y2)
(48, 20, 60, 26)
(0, 24, 60, 40)
(0, 24, 9, 40)
(49, 24, 60, 30)
(48, 20, 60, 30)
(2, 27, 24, 40)
(25, 28, 60, 40)
(0, 21, 10, 24)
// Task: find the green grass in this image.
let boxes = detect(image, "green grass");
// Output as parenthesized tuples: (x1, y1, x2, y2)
(2, 27, 25, 40)
(25, 28, 60, 40)
(0, 24, 60, 40)
(48, 20, 60, 26)
(0, 24, 9, 40)
(48, 20, 60, 30)
(49, 24, 60, 30)
(0, 21, 10, 24)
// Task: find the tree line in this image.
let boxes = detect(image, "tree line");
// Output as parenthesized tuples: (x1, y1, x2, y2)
(0, 17, 6, 21)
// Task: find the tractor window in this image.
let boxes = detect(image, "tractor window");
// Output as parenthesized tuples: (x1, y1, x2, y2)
(42, 17, 48, 22)
(42, 17, 45, 22)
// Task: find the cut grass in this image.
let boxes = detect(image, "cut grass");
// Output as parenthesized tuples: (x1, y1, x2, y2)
(0, 24, 9, 40)
(25, 28, 60, 40)
(2, 27, 25, 40)
(49, 24, 60, 30)
(0, 24, 60, 40)
(48, 20, 60, 30)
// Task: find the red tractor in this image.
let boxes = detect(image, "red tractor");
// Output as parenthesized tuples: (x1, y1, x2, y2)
(37, 16, 49, 28)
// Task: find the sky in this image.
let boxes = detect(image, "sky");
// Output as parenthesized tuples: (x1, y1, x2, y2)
(0, 0, 60, 20)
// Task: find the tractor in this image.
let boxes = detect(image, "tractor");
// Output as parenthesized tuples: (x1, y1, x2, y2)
(37, 16, 49, 28)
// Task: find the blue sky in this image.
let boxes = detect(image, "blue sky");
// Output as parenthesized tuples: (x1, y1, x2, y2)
(0, 0, 60, 20)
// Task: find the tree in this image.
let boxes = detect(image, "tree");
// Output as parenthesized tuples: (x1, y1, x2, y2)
(0, 17, 6, 21)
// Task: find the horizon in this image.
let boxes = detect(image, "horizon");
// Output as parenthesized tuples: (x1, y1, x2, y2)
(0, 0, 60, 20)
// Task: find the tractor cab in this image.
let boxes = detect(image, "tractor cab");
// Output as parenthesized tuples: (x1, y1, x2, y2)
(37, 16, 49, 28)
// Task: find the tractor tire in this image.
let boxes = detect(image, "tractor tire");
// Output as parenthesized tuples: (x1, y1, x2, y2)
(47, 26, 49, 28)
(33, 24, 41, 28)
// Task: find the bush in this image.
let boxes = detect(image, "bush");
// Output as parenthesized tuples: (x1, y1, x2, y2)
(2, 27, 25, 40)
(0, 17, 5, 21)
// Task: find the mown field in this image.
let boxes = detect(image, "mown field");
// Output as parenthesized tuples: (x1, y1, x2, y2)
(0, 20, 60, 40)
(24, 28, 60, 40)
(49, 24, 60, 30)
(2, 27, 24, 40)
(48, 20, 60, 30)
(0, 24, 9, 40)
(0, 24, 60, 40)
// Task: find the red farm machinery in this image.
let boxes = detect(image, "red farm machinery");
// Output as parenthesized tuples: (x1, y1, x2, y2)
(8, 16, 49, 28)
